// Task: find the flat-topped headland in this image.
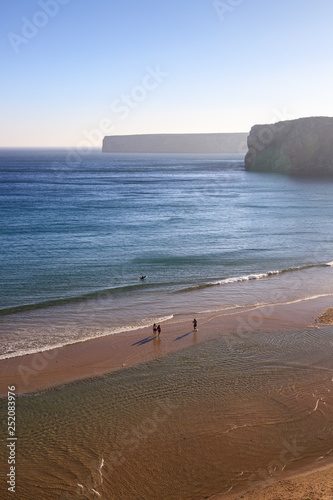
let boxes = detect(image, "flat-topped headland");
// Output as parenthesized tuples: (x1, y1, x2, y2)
(102, 132, 248, 154)
(245, 116, 333, 174)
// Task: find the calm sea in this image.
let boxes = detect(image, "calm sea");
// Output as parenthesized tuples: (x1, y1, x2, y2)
(1, 149, 333, 359)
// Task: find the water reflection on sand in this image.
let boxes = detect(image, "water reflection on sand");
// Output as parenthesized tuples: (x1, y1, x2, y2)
(1, 325, 333, 499)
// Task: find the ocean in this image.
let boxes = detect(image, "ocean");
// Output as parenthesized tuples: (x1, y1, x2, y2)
(1, 149, 333, 360)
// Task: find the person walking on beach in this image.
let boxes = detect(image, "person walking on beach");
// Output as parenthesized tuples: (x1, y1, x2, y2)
(157, 324, 161, 335)
(153, 323, 157, 335)
(193, 318, 197, 331)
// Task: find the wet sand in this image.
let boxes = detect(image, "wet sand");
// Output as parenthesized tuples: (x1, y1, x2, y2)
(1, 294, 333, 398)
(217, 459, 333, 499)
(1, 317, 333, 499)
(1, 296, 333, 499)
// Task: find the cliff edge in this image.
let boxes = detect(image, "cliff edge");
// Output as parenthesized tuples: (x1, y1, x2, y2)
(244, 117, 333, 174)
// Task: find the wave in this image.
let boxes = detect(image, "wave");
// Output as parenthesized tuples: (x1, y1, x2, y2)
(176, 263, 322, 293)
(213, 270, 281, 284)
(1, 261, 332, 316)
(0, 314, 174, 361)
(0, 281, 165, 316)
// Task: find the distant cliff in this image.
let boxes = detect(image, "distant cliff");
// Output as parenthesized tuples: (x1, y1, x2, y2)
(102, 133, 248, 154)
(245, 117, 333, 174)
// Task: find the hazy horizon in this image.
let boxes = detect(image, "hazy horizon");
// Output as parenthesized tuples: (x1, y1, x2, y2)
(1, 1, 333, 148)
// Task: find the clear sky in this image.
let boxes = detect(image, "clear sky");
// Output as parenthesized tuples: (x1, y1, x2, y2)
(1, 0, 333, 147)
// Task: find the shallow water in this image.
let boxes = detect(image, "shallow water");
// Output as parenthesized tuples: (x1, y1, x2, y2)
(1, 325, 333, 499)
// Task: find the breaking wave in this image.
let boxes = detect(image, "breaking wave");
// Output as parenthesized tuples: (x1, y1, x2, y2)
(176, 263, 323, 293)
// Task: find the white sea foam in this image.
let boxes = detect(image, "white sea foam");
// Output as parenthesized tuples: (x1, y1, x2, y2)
(198, 305, 245, 314)
(211, 270, 281, 286)
(98, 457, 104, 484)
(232, 293, 333, 312)
(0, 314, 174, 361)
(325, 261, 333, 266)
(275, 293, 333, 307)
(198, 293, 333, 317)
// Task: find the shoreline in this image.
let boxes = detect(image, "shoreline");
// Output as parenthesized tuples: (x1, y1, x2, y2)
(1, 293, 332, 398)
(1, 293, 333, 499)
(214, 455, 333, 499)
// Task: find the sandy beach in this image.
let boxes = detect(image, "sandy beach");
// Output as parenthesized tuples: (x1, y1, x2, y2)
(317, 307, 333, 325)
(1, 294, 332, 398)
(1, 295, 333, 499)
(215, 458, 333, 499)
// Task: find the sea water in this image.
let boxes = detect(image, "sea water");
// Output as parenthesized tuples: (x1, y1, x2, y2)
(1, 149, 333, 359)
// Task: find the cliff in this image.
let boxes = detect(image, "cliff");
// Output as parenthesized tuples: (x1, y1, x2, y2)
(244, 117, 333, 174)
(102, 133, 248, 154)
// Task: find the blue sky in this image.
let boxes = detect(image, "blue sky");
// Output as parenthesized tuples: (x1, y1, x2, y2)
(1, 0, 333, 147)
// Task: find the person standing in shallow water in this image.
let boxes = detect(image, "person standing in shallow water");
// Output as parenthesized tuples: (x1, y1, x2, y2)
(153, 323, 157, 335)
(157, 325, 161, 335)
(193, 318, 197, 331)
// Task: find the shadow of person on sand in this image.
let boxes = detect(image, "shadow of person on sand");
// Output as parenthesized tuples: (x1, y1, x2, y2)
(173, 331, 193, 341)
(132, 336, 155, 346)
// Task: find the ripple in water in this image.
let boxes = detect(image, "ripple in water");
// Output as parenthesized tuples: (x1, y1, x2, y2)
(1, 326, 333, 498)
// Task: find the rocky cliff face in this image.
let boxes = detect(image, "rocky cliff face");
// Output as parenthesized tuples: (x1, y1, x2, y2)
(244, 117, 333, 174)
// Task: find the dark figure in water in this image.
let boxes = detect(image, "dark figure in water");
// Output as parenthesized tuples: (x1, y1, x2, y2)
(193, 318, 197, 330)
(157, 325, 161, 335)
(153, 323, 157, 334)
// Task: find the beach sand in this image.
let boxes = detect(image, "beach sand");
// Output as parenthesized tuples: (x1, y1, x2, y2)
(317, 307, 333, 325)
(216, 459, 333, 499)
(1, 296, 333, 499)
(1, 294, 333, 398)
